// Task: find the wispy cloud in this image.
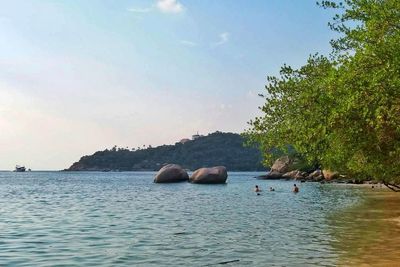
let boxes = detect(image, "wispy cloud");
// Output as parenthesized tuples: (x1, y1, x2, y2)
(219, 103, 232, 111)
(180, 40, 198, 47)
(156, 0, 185, 14)
(213, 32, 230, 46)
(127, 7, 152, 13)
(246, 90, 257, 98)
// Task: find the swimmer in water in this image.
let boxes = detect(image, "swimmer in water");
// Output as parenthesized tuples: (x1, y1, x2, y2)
(269, 187, 275, 191)
(254, 185, 261, 192)
(293, 184, 299, 193)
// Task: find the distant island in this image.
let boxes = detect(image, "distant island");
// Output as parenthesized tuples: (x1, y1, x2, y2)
(66, 132, 266, 171)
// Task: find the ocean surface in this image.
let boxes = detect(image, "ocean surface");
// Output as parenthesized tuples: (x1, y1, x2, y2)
(0, 171, 399, 266)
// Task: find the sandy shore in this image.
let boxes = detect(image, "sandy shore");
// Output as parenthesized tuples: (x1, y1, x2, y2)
(332, 189, 400, 266)
(332, 182, 388, 189)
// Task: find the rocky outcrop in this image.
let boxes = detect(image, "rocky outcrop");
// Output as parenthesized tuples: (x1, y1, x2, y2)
(266, 157, 336, 182)
(189, 166, 228, 184)
(258, 156, 304, 180)
(154, 164, 189, 183)
(256, 159, 349, 183)
(257, 171, 283, 179)
(322, 169, 339, 180)
(270, 156, 293, 173)
(306, 170, 324, 181)
(282, 170, 307, 180)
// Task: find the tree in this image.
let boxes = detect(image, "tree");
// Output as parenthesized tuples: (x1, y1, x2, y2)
(245, 0, 400, 187)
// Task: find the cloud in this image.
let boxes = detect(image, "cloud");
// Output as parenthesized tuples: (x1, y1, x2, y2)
(246, 90, 256, 98)
(180, 40, 197, 47)
(156, 0, 184, 14)
(219, 103, 233, 110)
(127, 7, 152, 13)
(213, 32, 230, 46)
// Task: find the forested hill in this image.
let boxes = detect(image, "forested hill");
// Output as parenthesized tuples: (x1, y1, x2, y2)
(66, 132, 266, 171)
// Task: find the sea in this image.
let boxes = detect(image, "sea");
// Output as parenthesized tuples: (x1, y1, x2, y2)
(0, 171, 399, 266)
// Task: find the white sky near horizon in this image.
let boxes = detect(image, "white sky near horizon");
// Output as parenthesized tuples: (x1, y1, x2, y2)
(0, 0, 336, 170)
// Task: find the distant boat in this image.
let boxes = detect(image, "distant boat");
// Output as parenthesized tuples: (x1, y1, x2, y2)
(14, 165, 26, 172)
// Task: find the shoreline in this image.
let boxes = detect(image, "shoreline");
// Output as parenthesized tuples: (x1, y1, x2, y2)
(331, 188, 400, 266)
(329, 182, 388, 189)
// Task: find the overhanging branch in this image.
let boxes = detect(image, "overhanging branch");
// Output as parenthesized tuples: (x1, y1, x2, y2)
(383, 182, 400, 192)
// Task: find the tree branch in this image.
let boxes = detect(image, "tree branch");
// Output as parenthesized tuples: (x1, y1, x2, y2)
(383, 182, 400, 192)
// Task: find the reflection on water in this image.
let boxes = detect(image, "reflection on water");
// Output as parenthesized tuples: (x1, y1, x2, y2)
(329, 187, 400, 266)
(0, 171, 398, 266)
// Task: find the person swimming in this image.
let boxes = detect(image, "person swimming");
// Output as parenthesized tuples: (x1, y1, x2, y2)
(254, 185, 261, 192)
(293, 184, 299, 193)
(269, 187, 275, 191)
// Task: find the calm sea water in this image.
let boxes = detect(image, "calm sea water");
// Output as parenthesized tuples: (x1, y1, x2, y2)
(0, 171, 385, 266)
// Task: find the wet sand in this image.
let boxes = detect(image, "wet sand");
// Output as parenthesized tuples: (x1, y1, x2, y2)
(329, 188, 400, 266)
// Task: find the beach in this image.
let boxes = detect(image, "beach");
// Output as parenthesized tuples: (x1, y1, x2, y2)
(329, 188, 400, 266)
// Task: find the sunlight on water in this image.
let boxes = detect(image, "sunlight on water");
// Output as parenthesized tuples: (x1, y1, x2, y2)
(0, 172, 398, 266)
(328, 187, 400, 267)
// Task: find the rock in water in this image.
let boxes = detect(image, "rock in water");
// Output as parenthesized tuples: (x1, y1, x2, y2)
(189, 166, 228, 184)
(257, 171, 283, 179)
(282, 170, 306, 180)
(154, 164, 189, 183)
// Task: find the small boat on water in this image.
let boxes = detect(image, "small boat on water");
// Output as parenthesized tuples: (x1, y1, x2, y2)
(14, 165, 26, 172)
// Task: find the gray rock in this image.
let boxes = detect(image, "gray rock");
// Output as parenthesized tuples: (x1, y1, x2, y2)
(154, 164, 189, 183)
(271, 156, 293, 173)
(306, 170, 324, 181)
(189, 166, 228, 184)
(283, 170, 306, 180)
(307, 170, 322, 177)
(257, 171, 283, 180)
(282, 170, 297, 179)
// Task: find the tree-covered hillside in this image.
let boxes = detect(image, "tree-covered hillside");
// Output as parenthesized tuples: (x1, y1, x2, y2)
(67, 132, 266, 171)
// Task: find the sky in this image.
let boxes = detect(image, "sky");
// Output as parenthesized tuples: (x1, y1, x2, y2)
(0, 0, 337, 170)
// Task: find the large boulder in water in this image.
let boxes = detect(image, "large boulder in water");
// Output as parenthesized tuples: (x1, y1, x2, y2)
(154, 164, 189, 183)
(189, 166, 228, 184)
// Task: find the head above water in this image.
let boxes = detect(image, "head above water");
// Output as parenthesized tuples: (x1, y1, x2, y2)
(294, 184, 297, 186)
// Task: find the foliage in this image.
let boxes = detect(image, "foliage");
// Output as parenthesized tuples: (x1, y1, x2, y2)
(245, 0, 400, 183)
(67, 132, 266, 171)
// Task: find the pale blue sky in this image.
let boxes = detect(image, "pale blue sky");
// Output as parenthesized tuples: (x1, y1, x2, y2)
(0, 0, 337, 170)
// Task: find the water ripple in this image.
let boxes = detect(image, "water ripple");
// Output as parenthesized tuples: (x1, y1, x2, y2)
(0, 171, 380, 266)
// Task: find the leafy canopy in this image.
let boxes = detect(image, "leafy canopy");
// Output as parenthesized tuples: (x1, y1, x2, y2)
(245, 0, 400, 183)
